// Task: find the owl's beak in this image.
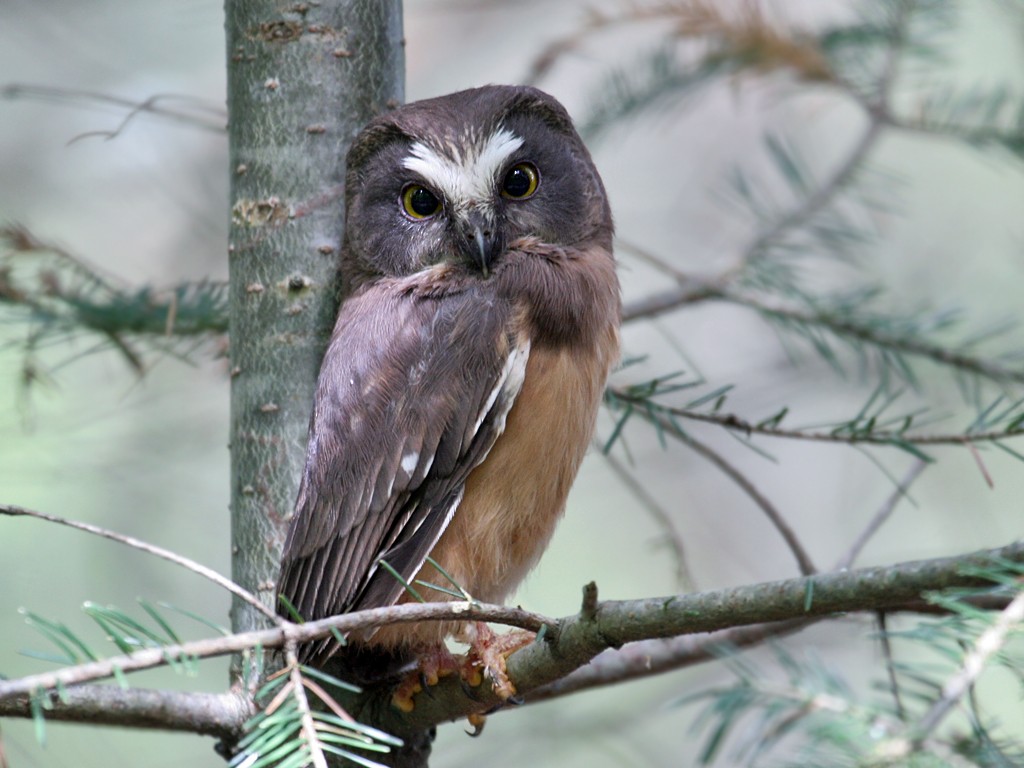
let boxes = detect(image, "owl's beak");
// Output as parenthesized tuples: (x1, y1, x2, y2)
(460, 211, 498, 278)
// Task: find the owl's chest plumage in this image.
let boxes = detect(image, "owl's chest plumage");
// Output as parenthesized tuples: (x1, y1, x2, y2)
(367, 243, 619, 650)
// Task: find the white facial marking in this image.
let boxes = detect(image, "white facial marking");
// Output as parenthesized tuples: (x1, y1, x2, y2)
(403, 128, 524, 212)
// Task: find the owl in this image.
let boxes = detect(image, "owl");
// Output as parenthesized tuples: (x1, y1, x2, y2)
(277, 85, 620, 697)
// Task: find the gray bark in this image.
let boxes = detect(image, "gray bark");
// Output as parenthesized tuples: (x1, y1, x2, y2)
(225, 0, 403, 635)
(225, 1, 426, 764)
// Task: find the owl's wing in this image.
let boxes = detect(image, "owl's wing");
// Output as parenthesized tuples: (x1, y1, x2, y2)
(276, 278, 528, 632)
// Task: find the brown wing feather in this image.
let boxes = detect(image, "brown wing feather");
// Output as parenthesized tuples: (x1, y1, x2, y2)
(277, 273, 528, 632)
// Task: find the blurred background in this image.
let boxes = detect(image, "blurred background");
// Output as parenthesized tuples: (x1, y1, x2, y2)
(1, 1, 1022, 766)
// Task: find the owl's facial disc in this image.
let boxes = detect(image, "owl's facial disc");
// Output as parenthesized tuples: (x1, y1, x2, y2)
(401, 127, 529, 275)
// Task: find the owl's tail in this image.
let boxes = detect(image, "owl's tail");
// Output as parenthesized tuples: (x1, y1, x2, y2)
(312, 642, 419, 688)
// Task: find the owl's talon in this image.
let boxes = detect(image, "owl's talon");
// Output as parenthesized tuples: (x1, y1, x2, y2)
(466, 713, 487, 737)
(420, 672, 442, 701)
(456, 668, 487, 702)
(390, 646, 458, 712)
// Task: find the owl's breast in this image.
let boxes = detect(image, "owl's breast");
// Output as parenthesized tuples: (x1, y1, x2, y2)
(496, 240, 620, 352)
(421, 328, 617, 605)
(418, 239, 621, 601)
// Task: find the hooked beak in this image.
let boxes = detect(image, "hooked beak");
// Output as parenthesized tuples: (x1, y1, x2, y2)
(460, 210, 499, 277)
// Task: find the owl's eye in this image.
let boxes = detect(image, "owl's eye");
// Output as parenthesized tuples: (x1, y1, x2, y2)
(402, 185, 441, 219)
(501, 163, 539, 199)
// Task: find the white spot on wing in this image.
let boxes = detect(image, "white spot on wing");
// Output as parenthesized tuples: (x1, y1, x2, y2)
(403, 127, 524, 211)
(401, 451, 419, 476)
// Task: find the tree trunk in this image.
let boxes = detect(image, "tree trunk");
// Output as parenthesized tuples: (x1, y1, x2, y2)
(225, 1, 427, 765)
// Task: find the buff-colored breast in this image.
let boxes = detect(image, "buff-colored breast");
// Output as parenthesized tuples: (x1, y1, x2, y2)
(368, 321, 618, 650)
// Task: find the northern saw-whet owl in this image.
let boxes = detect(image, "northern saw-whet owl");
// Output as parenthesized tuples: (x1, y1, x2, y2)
(277, 85, 620, 692)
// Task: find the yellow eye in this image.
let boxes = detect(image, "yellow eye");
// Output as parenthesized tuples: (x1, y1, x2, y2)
(402, 184, 441, 219)
(501, 162, 539, 199)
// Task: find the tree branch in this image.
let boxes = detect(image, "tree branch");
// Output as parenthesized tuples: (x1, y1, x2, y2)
(0, 686, 250, 739)
(608, 386, 1024, 449)
(2, 541, 1020, 737)
(0, 504, 277, 622)
(0, 84, 226, 134)
(525, 619, 812, 703)
(339, 540, 1024, 734)
(0, 602, 551, 702)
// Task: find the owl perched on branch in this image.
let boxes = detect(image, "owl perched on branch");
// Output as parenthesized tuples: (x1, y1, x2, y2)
(277, 85, 619, 704)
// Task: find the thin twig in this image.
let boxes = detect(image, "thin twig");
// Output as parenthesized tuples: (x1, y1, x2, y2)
(622, 276, 1024, 389)
(837, 460, 928, 570)
(1, 84, 226, 134)
(601, 450, 694, 590)
(681, 432, 817, 575)
(621, 284, 720, 321)
(526, 618, 813, 703)
(965, 439, 995, 488)
(0, 601, 552, 702)
(614, 411, 817, 575)
(625, 283, 1024, 389)
(876, 612, 908, 722)
(721, 291, 1024, 386)
(0, 504, 278, 622)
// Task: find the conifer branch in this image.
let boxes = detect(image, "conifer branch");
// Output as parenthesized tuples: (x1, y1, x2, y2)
(2, 542, 1020, 739)
(0, 225, 228, 377)
(0, 686, 250, 738)
(723, 290, 1024, 386)
(0, 602, 551, 702)
(911, 587, 1024, 742)
(0, 504, 276, 622)
(351, 541, 1024, 732)
(607, 385, 1024, 451)
(1, 84, 226, 134)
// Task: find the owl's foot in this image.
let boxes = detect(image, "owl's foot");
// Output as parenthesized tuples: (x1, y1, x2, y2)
(462, 622, 535, 701)
(390, 625, 535, 715)
(391, 645, 460, 713)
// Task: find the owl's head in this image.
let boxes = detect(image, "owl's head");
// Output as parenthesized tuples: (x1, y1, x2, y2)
(341, 85, 612, 288)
